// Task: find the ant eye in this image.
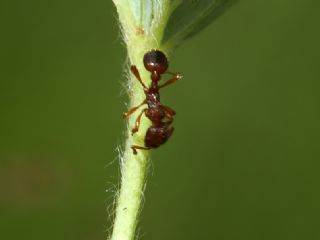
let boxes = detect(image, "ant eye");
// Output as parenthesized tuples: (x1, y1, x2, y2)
(143, 50, 168, 74)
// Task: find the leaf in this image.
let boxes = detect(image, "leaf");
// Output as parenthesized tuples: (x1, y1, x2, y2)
(162, 0, 237, 48)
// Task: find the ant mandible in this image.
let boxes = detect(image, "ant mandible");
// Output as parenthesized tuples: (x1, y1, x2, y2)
(123, 49, 182, 154)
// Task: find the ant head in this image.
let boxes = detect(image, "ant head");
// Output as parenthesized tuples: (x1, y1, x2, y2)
(143, 50, 168, 74)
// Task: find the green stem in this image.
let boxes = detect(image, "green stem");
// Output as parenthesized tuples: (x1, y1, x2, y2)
(110, 47, 152, 240)
(110, 137, 149, 240)
(110, 1, 171, 240)
(110, 0, 235, 238)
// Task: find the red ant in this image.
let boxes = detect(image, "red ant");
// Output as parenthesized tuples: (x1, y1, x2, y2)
(123, 50, 182, 154)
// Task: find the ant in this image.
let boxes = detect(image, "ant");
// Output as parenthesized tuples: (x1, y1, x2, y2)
(123, 49, 182, 154)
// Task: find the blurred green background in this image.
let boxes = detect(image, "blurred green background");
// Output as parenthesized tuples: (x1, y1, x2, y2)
(1, 0, 320, 239)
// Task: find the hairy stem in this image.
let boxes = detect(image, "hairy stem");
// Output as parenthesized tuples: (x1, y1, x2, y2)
(110, 1, 171, 240)
(110, 46, 152, 240)
(110, 0, 235, 239)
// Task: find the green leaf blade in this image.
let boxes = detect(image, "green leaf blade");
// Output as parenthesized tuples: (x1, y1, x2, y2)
(162, 0, 237, 49)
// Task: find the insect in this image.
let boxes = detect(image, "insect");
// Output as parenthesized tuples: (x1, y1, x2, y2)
(123, 49, 182, 154)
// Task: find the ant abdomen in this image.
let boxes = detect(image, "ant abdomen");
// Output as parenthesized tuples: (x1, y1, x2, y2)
(145, 125, 174, 148)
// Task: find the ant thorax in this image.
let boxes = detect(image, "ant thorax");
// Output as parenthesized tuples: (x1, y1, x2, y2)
(146, 92, 160, 108)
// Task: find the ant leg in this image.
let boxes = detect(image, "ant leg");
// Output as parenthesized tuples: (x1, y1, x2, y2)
(162, 105, 176, 124)
(131, 65, 147, 90)
(168, 126, 174, 138)
(131, 145, 150, 155)
(162, 105, 176, 116)
(123, 100, 146, 118)
(159, 72, 182, 89)
(131, 108, 147, 135)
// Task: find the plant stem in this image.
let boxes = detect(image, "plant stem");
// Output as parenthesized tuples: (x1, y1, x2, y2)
(110, 48, 163, 240)
(110, 137, 149, 240)
(110, 0, 235, 238)
(110, 0, 175, 240)
(110, 2, 172, 240)
(110, 49, 152, 240)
